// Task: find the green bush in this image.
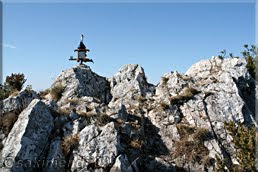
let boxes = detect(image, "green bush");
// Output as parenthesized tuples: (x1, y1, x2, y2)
(218, 45, 257, 79)
(5, 73, 26, 91)
(216, 121, 256, 171)
(0, 73, 26, 101)
(242, 44, 257, 79)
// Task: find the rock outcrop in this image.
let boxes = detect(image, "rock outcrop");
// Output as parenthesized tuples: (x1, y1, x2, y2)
(0, 57, 256, 172)
(50, 64, 111, 105)
(0, 89, 39, 152)
(0, 99, 54, 172)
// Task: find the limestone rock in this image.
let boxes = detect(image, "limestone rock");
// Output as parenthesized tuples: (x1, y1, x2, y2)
(109, 64, 154, 108)
(110, 154, 132, 172)
(0, 99, 54, 171)
(0, 89, 38, 115)
(51, 65, 111, 105)
(0, 57, 256, 172)
(71, 122, 119, 171)
(43, 137, 65, 172)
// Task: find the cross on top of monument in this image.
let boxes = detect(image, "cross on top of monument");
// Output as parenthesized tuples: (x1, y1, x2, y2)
(69, 34, 94, 65)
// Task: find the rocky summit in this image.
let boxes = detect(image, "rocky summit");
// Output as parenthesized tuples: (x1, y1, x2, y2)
(0, 57, 256, 172)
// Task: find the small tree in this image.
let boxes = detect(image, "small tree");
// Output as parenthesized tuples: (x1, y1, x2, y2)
(217, 45, 256, 79)
(218, 49, 227, 59)
(241, 44, 257, 79)
(0, 73, 26, 101)
(5, 73, 26, 91)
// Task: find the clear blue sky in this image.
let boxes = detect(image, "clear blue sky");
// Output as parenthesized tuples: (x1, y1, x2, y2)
(3, 2, 255, 91)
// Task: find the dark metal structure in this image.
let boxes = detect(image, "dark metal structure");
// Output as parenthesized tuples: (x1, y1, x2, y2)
(69, 34, 94, 65)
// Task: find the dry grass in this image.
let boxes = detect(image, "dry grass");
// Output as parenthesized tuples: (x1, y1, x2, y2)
(130, 122, 141, 131)
(115, 118, 125, 125)
(138, 96, 147, 103)
(129, 138, 143, 149)
(180, 87, 199, 98)
(160, 101, 170, 110)
(173, 126, 212, 165)
(170, 87, 200, 104)
(50, 84, 64, 101)
(10, 90, 19, 97)
(193, 127, 212, 142)
(64, 98, 80, 106)
(58, 107, 72, 115)
(96, 114, 111, 127)
(0, 112, 18, 135)
(38, 89, 50, 99)
(77, 106, 96, 117)
(174, 139, 209, 163)
(177, 73, 191, 81)
(161, 77, 169, 84)
(61, 134, 79, 156)
(176, 124, 196, 139)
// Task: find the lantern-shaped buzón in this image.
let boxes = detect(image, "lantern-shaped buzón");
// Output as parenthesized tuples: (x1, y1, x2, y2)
(69, 34, 94, 64)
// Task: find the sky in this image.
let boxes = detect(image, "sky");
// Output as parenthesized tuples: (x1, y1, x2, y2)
(2, 2, 255, 91)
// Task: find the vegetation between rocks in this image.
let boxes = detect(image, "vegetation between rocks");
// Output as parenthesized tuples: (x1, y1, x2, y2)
(61, 134, 79, 156)
(216, 121, 256, 172)
(0, 112, 18, 135)
(174, 124, 213, 166)
(0, 73, 26, 101)
(170, 87, 200, 104)
(218, 44, 257, 80)
(50, 84, 64, 101)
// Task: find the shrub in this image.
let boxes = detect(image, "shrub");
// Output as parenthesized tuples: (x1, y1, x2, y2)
(218, 49, 226, 59)
(221, 44, 256, 79)
(5, 73, 26, 91)
(247, 56, 256, 79)
(241, 45, 257, 79)
(50, 84, 64, 101)
(216, 121, 256, 171)
(61, 134, 79, 156)
(0, 73, 26, 101)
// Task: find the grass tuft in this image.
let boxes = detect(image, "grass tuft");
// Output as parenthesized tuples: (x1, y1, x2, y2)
(50, 84, 64, 101)
(61, 134, 79, 156)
